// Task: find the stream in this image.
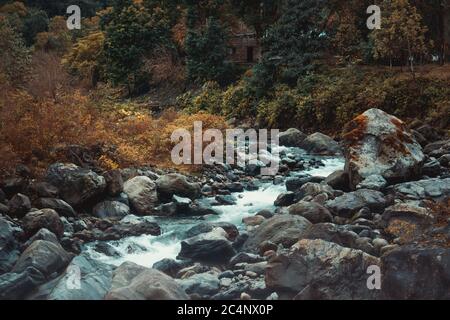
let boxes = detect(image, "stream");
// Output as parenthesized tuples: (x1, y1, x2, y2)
(84, 148, 344, 268)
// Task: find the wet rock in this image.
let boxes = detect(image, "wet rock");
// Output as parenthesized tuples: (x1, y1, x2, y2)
(356, 175, 388, 191)
(156, 173, 201, 202)
(8, 193, 31, 218)
(256, 209, 274, 219)
(285, 175, 315, 191)
(294, 182, 334, 202)
(178, 228, 236, 264)
(29, 253, 113, 300)
(391, 178, 450, 200)
(24, 228, 59, 248)
(215, 194, 237, 205)
(92, 201, 130, 219)
(324, 170, 349, 191)
(342, 109, 425, 189)
(103, 170, 124, 196)
(153, 258, 193, 278)
(266, 239, 380, 299)
(46, 163, 106, 207)
(381, 246, 450, 299)
(325, 189, 387, 218)
(242, 214, 312, 253)
(278, 128, 306, 147)
(274, 192, 295, 206)
(178, 272, 220, 298)
(22, 209, 64, 239)
(242, 215, 265, 227)
(12, 240, 73, 279)
(0, 267, 45, 299)
(105, 262, 188, 300)
(123, 176, 158, 215)
(300, 133, 342, 156)
(0, 217, 20, 274)
(94, 242, 121, 257)
(288, 201, 332, 224)
(184, 222, 238, 240)
(36, 198, 76, 217)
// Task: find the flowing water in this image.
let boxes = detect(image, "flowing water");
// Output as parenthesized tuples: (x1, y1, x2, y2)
(84, 149, 344, 268)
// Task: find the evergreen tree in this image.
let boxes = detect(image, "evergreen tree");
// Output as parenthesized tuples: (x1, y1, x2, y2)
(185, 3, 232, 85)
(250, 0, 329, 93)
(102, 0, 172, 95)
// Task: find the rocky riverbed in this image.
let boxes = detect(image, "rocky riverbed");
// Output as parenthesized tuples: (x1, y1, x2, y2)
(1, 108, 449, 300)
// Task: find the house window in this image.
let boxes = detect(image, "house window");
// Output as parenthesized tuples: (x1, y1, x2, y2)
(247, 47, 254, 62)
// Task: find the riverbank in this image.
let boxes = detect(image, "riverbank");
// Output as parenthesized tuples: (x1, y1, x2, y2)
(1, 108, 449, 300)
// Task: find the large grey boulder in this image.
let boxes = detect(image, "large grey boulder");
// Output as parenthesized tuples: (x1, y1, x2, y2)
(29, 253, 113, 300)
(391, 178, 450, 200)
(92, 200, 130, 219)
(46, 163, 106, 207)
(12, 240, 73, 279)
(123, 176, 158, 215)
(342, 109, 424, 189)
(266, 239, 380, 299)
(177, 228, 236, 264)
(288, 201, 333, 224)
(177, 272, 220, 298)
(8, 193, 31, 218)
(325, 189, 387, 218)
(156, 173, 201, 202)
(242, 214, 312, 253)
(105, 262, 188, 300)
(278, 128, 307, 147)
(300, 133, 342, 156)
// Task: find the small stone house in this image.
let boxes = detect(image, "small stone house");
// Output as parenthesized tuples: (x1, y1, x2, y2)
(227, 22, 261, 65)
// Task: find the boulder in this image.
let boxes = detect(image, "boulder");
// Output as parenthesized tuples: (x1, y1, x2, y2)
(391, 178, 450, 200)
(29, 253, 113, 300)
(325, 189, 387, 218)
(288, 201, 332, 224)
(31, 182, 59, 198)
(24, 228, 59, 248)
(103, 170, 124, 196)
(184, 222, 238, 240)
(36, 198, 76, 217)
(156, 173, 201, 201)
(266, 239, 380, 299)
(177, 272, 220, 298)
(22, 209, 64, 238)
(356, 175, 388, 191)
(285, 175, 318, 192)
(105, 262, 188, 300)
(8, 193, 31, 218)
(424, 139, 450, 158)
(342, 109, 424, 189)
(274, 192, 295, 207)
(0, 267, 45, 300)
(242, 214, 312, 253)
(300, 133, 342, 156)
(46, 163, 106, 207)
(278, 128, 307, 147)
(92, 201, 130, 219)
(177, 228, 236, 264)
(123, 176, 158, 215)
(152, 259, 192, 278)
(324, 170, 349, 191)
(381, 246, 450, 299)
(0, 217, 20, 274)
(12, 240, 72, 279)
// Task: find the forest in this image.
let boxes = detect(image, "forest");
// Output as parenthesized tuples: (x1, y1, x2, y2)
(0, 0, 449, 175)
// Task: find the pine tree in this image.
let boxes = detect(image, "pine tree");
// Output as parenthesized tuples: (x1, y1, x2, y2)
(250, 0, 329, 93)
(102, 0, 171, 95)
(185, 3, 232, 85)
